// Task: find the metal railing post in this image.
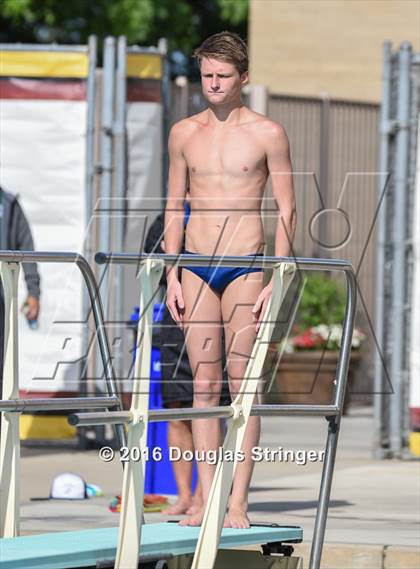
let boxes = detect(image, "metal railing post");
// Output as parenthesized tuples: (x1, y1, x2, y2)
(389, 43, 412, 457)
(373, 41, 393, 459)
(95, 37, 116, 429)
(0, 262, 21, 537)
(113, 36, 127, 383)
(309, 268, 357, 568)
(80, 34, 98, 446)
(158, 37, 170, 198)
(318, 94, 330, 255)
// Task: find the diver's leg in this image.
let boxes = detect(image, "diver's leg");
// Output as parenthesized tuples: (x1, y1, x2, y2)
(179, 268, 223, 526)
(221, 270, 264, 528)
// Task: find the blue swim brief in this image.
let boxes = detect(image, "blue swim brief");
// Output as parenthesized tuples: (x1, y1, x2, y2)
(182, 249, 264, 294)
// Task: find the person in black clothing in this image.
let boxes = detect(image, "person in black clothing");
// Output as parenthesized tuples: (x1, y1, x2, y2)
(0, 188, 41, 398)
(143, 201, 230, 515)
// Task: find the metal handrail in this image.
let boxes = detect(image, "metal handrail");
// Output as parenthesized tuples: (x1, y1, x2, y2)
(94, 251, 356, 412)
(95, 250, 354, 271)
(0, 250, 126, 449)
(70, 404, 340, 426)
(0, 396, 120, 413)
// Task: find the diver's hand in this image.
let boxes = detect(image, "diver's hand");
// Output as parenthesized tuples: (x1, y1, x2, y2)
(166, 278, 185, 329)
(252, 282, 273, 333)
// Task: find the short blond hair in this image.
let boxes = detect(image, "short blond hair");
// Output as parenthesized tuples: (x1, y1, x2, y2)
(193, 31, 248, 75)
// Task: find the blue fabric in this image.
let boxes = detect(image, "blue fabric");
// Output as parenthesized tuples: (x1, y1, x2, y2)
(184, 201, 190, 225)
(182, 249, 263, 294)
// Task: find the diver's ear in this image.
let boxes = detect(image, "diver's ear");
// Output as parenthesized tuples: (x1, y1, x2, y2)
(241, 70, 249, 87)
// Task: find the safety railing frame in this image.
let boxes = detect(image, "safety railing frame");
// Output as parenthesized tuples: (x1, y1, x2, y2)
(70, 251, 357, 569)
(0, 251, 127, 538)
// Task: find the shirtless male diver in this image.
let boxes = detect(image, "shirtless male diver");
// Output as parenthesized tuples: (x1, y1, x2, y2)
(164, 31, 297, 529)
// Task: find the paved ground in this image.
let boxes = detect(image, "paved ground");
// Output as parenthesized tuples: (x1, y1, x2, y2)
(17, 405, 420, 566)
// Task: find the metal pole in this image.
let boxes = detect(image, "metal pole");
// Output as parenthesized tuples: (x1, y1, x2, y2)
(114, 36, 127, 381)
(69, 404, 341, 426)
(318, 94, 330, 256)
(333, 272, 358, 410)
(404, 54, 420, 451)
(0, 262, 20, 537)
(98, 36, 116, 318)
(84, 35, 97, 255)
(94, 251, 353, 272)
(95, 37, 116, 442)
(389, 42, 412, 457)
(77, 253, 126, 449)
(309, 268, 357, 568)
(80, 35, 98, 447)
(373, 41, 393, 459)
(310, 415, 341, 568)
(158, 38, 170, 198)
(0, 396, 119, 413)
(175, 75, 189, 118)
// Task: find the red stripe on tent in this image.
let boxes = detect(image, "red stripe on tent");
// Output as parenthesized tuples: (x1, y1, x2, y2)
(127, 78, 162, 102)
(410, 407, 420, 429)
(0, 78, 87, 100)
(18, 390, 80, 399)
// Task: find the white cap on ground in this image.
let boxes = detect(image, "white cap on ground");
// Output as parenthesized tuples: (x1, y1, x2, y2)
(50, 472, 87, 500)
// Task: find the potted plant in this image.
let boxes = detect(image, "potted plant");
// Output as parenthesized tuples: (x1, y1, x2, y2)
(265, 273, 365, 414)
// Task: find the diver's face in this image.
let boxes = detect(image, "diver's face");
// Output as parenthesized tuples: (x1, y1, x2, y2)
(200, 58, 248, 105)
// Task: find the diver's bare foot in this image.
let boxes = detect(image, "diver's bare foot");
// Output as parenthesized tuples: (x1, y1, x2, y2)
(178, 507, 205, 526)
(185, 501, 203, 516)
(162, 498, 191, 516)
(223, 514, 231, 528)
(225, 504, 250, 529)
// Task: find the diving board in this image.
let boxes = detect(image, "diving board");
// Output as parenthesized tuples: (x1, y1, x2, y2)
(0, 522, 303, 569)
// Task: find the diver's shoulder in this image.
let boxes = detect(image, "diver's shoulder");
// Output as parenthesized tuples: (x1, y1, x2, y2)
(170, 112, 206, 138)
(241, 110, 290, 152)
(243, 108, 287, 135)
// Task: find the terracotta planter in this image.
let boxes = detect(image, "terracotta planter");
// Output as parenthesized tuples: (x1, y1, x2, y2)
(265, 348, 361, 414)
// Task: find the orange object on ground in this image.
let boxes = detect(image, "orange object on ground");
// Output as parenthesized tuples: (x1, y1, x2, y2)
(109, 494, 169, 513)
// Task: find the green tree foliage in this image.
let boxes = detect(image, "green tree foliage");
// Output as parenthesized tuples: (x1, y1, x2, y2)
(297, 274, 347, 329)
(0, 0, 248, 54)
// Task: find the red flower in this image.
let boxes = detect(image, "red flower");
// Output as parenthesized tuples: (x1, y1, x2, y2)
(292, 329, 324, 350)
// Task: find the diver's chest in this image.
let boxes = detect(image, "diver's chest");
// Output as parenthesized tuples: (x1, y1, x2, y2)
(185, 131, 265, 175)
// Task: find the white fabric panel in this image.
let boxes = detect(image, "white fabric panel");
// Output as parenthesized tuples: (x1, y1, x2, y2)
(410, 114, 420, 409)
(113, 101, 162, 391)
(0, 100, 86, 394)
(126, 101, 162, 208)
